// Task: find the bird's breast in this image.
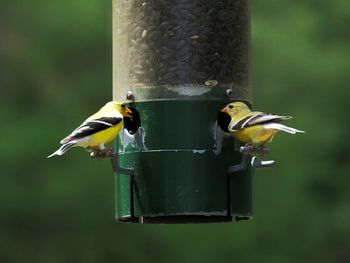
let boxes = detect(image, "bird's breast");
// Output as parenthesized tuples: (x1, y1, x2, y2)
(88, 123, 123, 146)
(233, 125, 277, 144)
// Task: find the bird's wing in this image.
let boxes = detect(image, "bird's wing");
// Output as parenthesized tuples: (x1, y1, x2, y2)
(229, 112, 292, 131)
(60, 117, 123, 144)
(262, 123, 305, 134)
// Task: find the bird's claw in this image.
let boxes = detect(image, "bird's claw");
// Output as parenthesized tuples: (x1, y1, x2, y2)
(259, 146, 269, 156)
(239, 145, 269, 156)
(90, 149, 114, 160)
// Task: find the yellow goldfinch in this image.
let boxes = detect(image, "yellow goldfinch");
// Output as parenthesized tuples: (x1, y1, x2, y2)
(221, 102, 304, 152)
(47, 101, 132, 158)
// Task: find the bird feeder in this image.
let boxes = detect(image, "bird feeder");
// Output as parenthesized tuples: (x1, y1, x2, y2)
(112, 0, 259, 223)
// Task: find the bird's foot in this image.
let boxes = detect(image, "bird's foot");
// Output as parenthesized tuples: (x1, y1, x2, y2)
(239, 145, 254, 155)
(259, 145, 269, 156)
(90, 148, 114, 160)
(239, 145, 269, 156)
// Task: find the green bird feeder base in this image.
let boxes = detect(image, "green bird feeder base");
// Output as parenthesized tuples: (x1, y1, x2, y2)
(112, 99, 253, 224)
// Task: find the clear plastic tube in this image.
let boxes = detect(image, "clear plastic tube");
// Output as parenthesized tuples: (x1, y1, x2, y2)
(113, 0, 250, 101)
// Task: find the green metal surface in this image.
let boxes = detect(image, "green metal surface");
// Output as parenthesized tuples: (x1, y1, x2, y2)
(114, 100, 252, 223)
(115, 174, 132, 218)
(230, 168, 253, 219)
(123, 100, 228, 150)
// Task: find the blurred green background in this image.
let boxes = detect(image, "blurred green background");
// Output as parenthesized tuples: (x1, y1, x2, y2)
(1, 0, 350, 262)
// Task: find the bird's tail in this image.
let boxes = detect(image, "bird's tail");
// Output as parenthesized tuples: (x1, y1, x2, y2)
(263, 123, 305, 134)
(47, 142, 76, 158)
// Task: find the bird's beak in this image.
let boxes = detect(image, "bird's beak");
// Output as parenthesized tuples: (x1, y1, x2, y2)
(123, 107, 133, 118)
(220, 107, 228, 113)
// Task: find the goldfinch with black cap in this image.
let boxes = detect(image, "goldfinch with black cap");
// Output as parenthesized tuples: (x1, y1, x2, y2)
(47, 101, 132, 158)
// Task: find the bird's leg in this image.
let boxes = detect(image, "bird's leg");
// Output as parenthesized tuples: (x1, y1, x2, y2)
(99, 143, 114, 157)
(89, 144, 114, 159)
(240, 142, 269, 156)
(239, 142, 254, 155)
(258, 143, 269, 156)
(245, 142, 254, 151)
(90, 150, 114, 159)
(104, 148, 114, 158)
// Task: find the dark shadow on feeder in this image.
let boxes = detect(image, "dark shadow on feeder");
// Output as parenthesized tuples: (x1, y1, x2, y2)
(123, 107, 141, 134)
(217, 111, 231, 133)
(236, 216, 252, 221)
(122, 173, 145, 223)
(212, 110, 234, 155)
(123, 106, 147, 151)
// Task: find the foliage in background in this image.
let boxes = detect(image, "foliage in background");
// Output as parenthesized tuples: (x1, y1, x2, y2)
(1, 0, 349, 262)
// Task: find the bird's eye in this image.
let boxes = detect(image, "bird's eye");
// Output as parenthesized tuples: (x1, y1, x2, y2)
(228, 105, 233, 109)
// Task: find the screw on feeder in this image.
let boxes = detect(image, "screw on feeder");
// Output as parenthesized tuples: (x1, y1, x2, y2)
(126, 91, 135, 101)
(226, 89, 233, 97)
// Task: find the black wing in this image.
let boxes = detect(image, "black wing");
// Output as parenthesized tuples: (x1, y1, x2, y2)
(60, 117, 122, 144)
(229, 113, 291, 131)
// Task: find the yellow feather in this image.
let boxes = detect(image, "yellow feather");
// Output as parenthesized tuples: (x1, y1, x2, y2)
(221, 101, 304, 146)
(48, 101, 129, 157)
(233, 125, 277, 144)
(76, 122, 123, 148)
